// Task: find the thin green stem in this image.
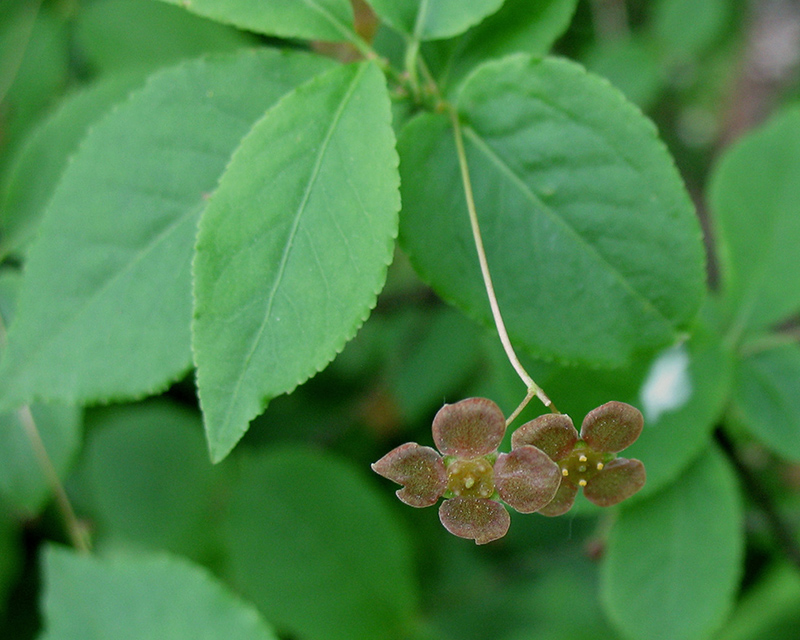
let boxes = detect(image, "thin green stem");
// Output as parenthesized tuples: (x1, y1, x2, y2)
(17, 406, 91, 553)
(0, 309, 90, 553)
(403, 38, 422, 100)
(448, 108, 556, 419)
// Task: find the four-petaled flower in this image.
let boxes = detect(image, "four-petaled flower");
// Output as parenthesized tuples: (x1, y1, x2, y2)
(372, 398, 562, 544)
(511, 401, 646, 516)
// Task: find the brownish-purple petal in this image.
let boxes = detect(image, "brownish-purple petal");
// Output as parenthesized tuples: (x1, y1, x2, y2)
(580, 401, 644, 453)
(432, 397, 505, 458)
(438, 497, 510, 544)
(494, 446, 561, 513)
(583, 458, 646, 507)
(371, 443, 446, 507)
(510, 413, 578, 461)
(537, 480, 579, 517)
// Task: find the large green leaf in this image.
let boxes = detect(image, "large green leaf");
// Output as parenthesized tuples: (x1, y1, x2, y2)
(40, 546, 277, 640)
(427, 0, 579, 90)
(0, 270, 81, 516)
(602, 446, 743, 640)
(158, 0, 356, 42)
(367, 0, 505, 40)
(399, 55, 705, 367)
(732, 343, 800, 462)
(82, 400, 219, 559)
(1, 73, 146, 259)
(193, 61, 399, 462)
(710, 106, 800, 336)
(0, 49, 334, 411)
(75, 0, 254, 75)
(222, 447, 417, 640)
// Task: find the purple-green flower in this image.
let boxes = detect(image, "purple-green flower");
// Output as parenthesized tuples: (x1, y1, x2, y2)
(372, 398, 561, 544)
(511, 401, 646, 516)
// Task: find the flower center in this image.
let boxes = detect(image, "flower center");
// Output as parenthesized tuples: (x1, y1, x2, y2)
(446, 458, 495, 499)
(559, 444, 608, 487)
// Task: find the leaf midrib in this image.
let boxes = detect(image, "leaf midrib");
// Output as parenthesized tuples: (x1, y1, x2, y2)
(463, 125, 675, 332)
(218, 64, 369, 434)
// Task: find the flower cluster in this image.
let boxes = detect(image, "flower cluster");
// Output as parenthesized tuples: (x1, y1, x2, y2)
(372, 398, 645, 543)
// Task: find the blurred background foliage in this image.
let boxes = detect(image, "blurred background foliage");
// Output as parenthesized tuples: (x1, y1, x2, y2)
(1, 1, 800, 639)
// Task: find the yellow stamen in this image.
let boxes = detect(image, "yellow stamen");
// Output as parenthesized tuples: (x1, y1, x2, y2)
(578, 454, 588, 463)
(597, 462, 604, 471)
(578, 479, 587, 487)
(562, 468, 569, 476)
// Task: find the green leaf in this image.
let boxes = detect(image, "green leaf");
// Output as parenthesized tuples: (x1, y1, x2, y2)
(584, 36, 663, 109)
(426, 0, 579, 89)
(651, 0, 731, 62)
(732, 343, 800, 462)
(82, 400, 219, 559)
(158, 0, 356, 42)
(0, 270, 81, 516)
(710, 106, 800, 336)
(0, 49, 334, 411)
(716, 563, 800, 640)
(367, 0, 505, 40)
(193, 61, 399, 462)
(222, 447, 417, 640)
(399, 55, 706, 367)
(602, 446, 743, 640)
(627, 305, 733, 498)
(74, 0, 255, 75)
(40, 546, 277, 640)
(387, 306, 485, 423)
(1, 73, 146, 259)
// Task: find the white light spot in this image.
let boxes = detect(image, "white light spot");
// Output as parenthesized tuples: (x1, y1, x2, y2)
(640, 343, 692, 423)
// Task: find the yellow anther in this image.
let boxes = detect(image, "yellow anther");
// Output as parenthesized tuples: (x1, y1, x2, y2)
(578, 479, 587, 487)
(562, 468, 569, 477)
(596, 462, 604, 471)
(578, 454, 588, 463)
(464, 475, 475, 489)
